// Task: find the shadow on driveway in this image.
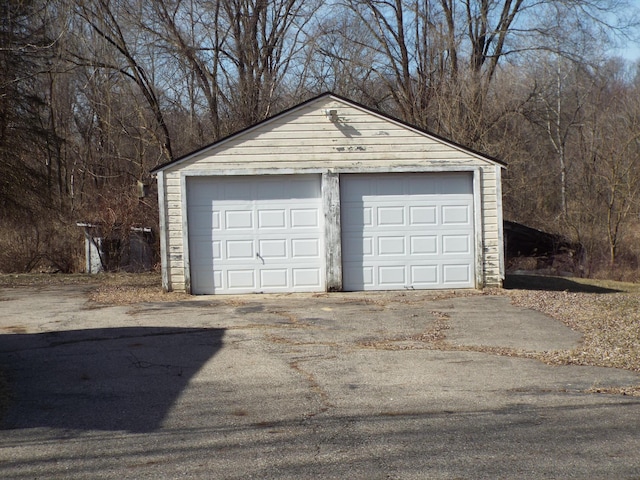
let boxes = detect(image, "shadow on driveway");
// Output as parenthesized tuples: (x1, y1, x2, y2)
(0, 327, 224, 433)
(503, 274, 620, 293)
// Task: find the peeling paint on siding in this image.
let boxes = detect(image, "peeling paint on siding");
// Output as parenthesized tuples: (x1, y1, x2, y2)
(156, 96, 505, 293)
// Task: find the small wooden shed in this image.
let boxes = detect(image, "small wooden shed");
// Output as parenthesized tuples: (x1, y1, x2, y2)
(151, 93, 506, 294)
(77, 222, 155, 274)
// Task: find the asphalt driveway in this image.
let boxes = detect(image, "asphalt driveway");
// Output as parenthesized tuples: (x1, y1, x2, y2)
(1, 286, 640, 479)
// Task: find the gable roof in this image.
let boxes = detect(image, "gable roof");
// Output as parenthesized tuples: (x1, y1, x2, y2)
(151, 92, 506, 174)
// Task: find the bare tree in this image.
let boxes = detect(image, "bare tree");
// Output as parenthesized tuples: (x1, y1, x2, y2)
(141, 0, 227, 141)
(4, 0, 640, 278)
(301, 12, 388, 107)
(524, 58, 594, 219)
(0, 0, 58, 220)
(332, 0, 454, 129)
(332, 0, 637, 146)
(579, 65, 640, 269)
(70, 0, 175, 162)
(217, 0, 321, 127)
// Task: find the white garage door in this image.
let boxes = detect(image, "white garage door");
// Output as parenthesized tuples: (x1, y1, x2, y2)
(186, 175, 324, 294)
(341, 173, 475, 291)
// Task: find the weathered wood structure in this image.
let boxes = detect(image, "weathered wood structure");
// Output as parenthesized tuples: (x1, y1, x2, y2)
(152, 93, 506, 294)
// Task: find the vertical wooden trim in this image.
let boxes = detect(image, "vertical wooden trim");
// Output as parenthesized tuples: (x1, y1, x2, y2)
(496, 165, 505, 284)
(156, 171, 171, 291)
(473, 168, 484, 289)
(181, 173, 192, 294)
(84, 230, 91, 273)
(322, 171, 342, 291)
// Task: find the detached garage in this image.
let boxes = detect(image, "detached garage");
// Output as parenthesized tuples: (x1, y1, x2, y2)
(152, 93, 505, 294)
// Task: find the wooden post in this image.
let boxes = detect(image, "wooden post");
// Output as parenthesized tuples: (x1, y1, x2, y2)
(323, 171, 342, 291)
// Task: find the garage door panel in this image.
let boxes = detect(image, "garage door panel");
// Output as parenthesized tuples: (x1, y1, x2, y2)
(220, 183, 255, 201)
(378, 236, 406, 255)
(342, 265, 374, 288)
(260, 269, 287, 288)
(363, 237, 374, 256)
(341, 177, 372, 200)
(259, 178, 319, 200)
(226, 240, 254, 259)
(258, 239, 287, 258)
(341, 205, 372, 230)
(190, 239, 217, 258)
(291, 238, 320, 258)
(187, 207, 220, 234)
(227, 270, 256, 289)
(376, 176, 404, 195)
(213, 270, 223, 288)
(258, 210, 286, 229)
(291, 209, 319, 228)
(257, 181, 289, 200)
(410, 206, 437, 225)
(187, 175, 323, 294)
(341, 173, 474, 291)
(212, 211, 221, 230)
(408, 176, 439, 195)
(363, 267, 374, 286)
(191, 270, 217, 293)
(443, 264, 471, 284)
(378, 207, 405, 226)
(225, 210, 253, 229)
(292, 268, 321, 287)
(212, 240, 222, 259)
(342, 235, 372, 256)
(442, 205, 471, 225)
(439, 174, 473, 194)
(411, 265, 438, 284)
(378, 265, 406, 285)
(411, 236, 437, 255)
(442, 235, 472, 254)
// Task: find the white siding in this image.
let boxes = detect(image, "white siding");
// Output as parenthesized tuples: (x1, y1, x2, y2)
(158, 96, 504, 292)
(168, 99, 484, 172)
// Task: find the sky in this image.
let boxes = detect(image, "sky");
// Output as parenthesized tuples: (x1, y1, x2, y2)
(619, 43, 640, 61)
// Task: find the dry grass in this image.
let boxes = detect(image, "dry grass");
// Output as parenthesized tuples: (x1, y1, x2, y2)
(0, 272, 102, 287)
(89, 283, 191, 305)
(0, 272, 194, 305)
(357, 310, 451, 350)
(500, 280, 640, 373)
